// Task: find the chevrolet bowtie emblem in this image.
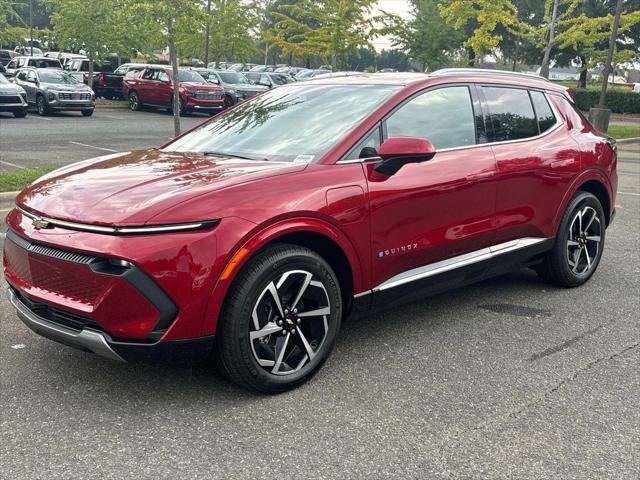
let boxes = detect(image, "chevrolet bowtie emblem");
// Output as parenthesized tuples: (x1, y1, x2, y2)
(32, 218, 50, 230)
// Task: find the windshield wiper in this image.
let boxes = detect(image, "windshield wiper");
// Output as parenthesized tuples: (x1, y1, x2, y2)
(203, 151, 261, 161)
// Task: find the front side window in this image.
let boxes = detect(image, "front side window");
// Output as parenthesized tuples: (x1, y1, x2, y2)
(165, 84, 400, 162)
(482, 87, 538, 141)
(16, 70, 27, 81)
(27, 70, 37, 82)
(530, 91, 556, 133)
(345, 126, 382, 160)
(157, 71, 169, 82)
(385, 86, 476, 150)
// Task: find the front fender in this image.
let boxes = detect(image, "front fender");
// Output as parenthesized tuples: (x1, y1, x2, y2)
(201, 216, 366, 336)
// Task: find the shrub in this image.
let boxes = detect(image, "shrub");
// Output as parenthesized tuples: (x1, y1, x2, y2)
(571, 88, 640, 114)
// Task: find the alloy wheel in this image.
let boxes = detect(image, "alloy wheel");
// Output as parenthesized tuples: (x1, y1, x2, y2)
(129, 92, 139, 110)
(37, 97, 45, 115)
(567, 205, 602, 275)
(249, 270, 331, 376)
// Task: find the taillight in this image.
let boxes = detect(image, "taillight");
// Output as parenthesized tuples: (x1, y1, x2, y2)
(83, 73, 88, 84)
(98, 73, 105, 86)
(566, 88, 574, 99)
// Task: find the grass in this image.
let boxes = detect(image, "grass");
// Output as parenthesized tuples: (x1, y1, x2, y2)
(607, 124, 640, 139)
(0, 167, 56, 193)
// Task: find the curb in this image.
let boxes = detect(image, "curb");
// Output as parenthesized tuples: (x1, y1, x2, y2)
(0, 191, 18, 211)
(615, 137, 640, 145)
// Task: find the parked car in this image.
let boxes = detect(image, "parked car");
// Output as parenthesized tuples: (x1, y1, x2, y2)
(3, 70, 617, 393)
(0, 49, 14, 66)
(4, 56, 62, 78)
(122, 66, 225, 115)
(86, 63, 151, 99)
(294, 69, 329, 80)
(13, 46, 44, 57)
(248, 65, 278, 73)
(244, 72, 295, 88)
(192, 68, 268, 107)
(64, 58, 112, 82)
(0, 72, 28, 117)
(14, 67, 95, 116)
(59, 53, 87, 70)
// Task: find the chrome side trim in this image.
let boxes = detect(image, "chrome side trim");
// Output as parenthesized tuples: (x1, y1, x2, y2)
(373, 237, 549, 292)
(353, 290, 372, 298)
(9, 289, 126, 362)
(16, 206, 218, 235)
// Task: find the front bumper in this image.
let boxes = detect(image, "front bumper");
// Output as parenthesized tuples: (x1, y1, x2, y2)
(46, 93, 95, 111)
(0, 93, 28, 111)
(10, 288, 215, 364)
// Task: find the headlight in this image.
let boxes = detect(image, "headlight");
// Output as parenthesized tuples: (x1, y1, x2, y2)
(16, 86, 26, 95)
(184, 88, 196, 96)
(48, 92, 56, 101)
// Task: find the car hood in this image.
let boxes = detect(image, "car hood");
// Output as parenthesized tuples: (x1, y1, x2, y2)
(0, 83, 23, 94)
(41, 82, 91, 92)
(181, 81, 223, 91)
(17, 149, 306, 226)
(232, 83, 268, 91)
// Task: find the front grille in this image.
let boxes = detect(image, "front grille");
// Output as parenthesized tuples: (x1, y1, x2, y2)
(57, 92, 92, 100)
(0, 94, 21, 104)
(12, 287, 99, 332)
(194, 91, 223, 100)
(7, 230, 95, 264)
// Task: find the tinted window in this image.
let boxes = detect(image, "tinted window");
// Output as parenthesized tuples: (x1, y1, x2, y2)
(142, 69, 156, 80)
(530, 91, 556, 133)
(28, 59, 61, 69)
(483, 87, 538, 141)
(385, 86, 476, 149)
(16, 70, 27, 81)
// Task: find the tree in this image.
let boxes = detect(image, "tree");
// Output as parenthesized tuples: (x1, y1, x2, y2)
(390, 0, 463, 71)
(48, 0, 121, 88)
(439, 0, 522, 63)
(265, 0, 380, 70)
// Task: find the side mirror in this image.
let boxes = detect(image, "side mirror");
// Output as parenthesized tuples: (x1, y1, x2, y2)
(374, 137, 436, 176)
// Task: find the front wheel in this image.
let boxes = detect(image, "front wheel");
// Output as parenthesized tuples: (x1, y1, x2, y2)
(537, 191, 606, 287)
(81, 109, 94, 117)
(36, 95, 49, 116)
(215, 244, 342, 393)
(13, 109, 27, 118)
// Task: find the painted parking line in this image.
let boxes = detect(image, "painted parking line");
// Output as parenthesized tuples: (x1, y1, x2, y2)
(28, 115, 52, 121)
(97, 114, 126, 120)
(68, 141, 117, 152)
(0, 160, 26, 170)
(618, 191, 640, 197)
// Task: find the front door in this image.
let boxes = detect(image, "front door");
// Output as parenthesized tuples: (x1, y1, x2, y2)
(365, 84, 498, 299)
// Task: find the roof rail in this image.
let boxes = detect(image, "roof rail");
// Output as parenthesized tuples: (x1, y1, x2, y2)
(430, 68, 549, 82)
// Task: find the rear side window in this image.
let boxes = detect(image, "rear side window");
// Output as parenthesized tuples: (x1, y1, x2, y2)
(482, 87, 538, 141)
(530, 91, 556, 133)
(385, 86, 477, 149)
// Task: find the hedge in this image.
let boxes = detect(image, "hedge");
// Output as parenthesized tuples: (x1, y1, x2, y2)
(572, 88, 640, 114)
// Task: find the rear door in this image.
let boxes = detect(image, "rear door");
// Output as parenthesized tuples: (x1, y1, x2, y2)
(482, 86, 580, 242)
(156, 70, 173, 106)
(365, 84, 498, 297)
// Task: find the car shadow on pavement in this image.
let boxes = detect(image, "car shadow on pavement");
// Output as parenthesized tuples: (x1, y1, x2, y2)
(25, 269, 550, 403)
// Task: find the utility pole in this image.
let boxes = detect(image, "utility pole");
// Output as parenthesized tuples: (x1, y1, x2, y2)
(204, 0, 211, 66)
(589, 0, 624, 133)
(29, 0, 33, 56)
(539, 0, 559, 79)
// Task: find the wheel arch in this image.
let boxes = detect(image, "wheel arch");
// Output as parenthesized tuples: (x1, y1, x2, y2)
(553, 171, 613, 234)
(202, 218, 366, 336)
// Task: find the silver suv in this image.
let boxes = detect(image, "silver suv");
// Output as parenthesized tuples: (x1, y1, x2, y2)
(4, 56, 61, 78)
(14, 67, 95, 116)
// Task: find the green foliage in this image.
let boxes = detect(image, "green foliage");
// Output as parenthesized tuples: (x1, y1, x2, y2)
(572, 88, 640, 114)
(265, 0, 379, 70)
(390, 0, 463, 71)
(607, 124, 640, 139)
(0, 167, 56, 193)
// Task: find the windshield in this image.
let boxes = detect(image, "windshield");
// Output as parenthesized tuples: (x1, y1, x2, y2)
(165, 84, 400, 162)
(40, 70, 79, 84)
(270, 74, 291, 86)
(0, 73, 8, 84)
(176, 70, 205, 83)
(218, 71, 249, 84)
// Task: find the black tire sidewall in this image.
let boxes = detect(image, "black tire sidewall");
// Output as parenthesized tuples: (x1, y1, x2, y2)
(128, 92, 139, 111)
(218, 245, 342, 392)
(36, 95, 47, 116)
(554, 192, 606, 286)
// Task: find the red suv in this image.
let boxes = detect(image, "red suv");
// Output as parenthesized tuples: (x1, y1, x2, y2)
(122, 66, 224, 115)
(4, 70, 617, 393)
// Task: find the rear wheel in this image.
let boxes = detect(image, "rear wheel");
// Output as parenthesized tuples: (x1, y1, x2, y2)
(128, 91, 140, 111)
(223, 94, 235, 109)
(537, 191, 605, 287)
(215, 244, 342, 393)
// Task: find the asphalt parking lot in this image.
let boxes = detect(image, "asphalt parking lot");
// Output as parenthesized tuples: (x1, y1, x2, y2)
(0, 110, 639, 479)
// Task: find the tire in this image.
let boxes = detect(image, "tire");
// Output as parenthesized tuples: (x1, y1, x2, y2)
(13, 109, 27, 118)
(537, 191, 606, 287)
(128, 91, 140, 111)
(36, 95, 49, 116)
(214, 244, 342, 393)
(81, 109, 94, 117)
(223, 94, 235, 110)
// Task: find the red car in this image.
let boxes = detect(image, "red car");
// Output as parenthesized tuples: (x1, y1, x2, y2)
(4, 70, 617, 393)
(122, 66, 224, 115)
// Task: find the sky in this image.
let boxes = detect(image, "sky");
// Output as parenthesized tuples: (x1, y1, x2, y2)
(372, 0, 412, 51)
